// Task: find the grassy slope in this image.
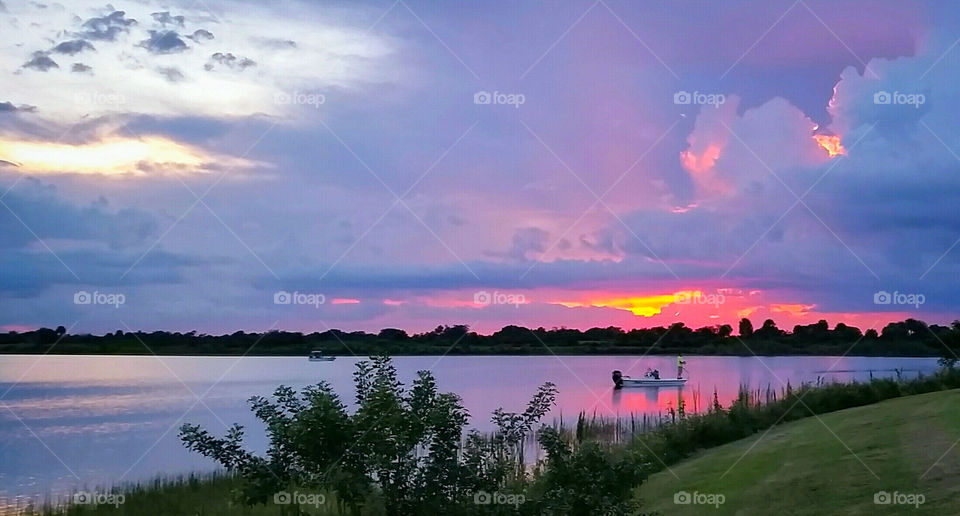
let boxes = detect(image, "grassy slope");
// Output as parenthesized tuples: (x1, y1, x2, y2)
(637, 389, 960, 515)
(33, 477, 351, 516)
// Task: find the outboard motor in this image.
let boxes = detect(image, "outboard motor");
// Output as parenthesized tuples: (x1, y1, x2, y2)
(612, 370, 623, 389)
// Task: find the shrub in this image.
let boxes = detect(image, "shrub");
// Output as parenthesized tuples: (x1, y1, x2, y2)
(180, 356, 571, 515)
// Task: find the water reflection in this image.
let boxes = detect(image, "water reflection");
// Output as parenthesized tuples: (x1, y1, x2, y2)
(0, 354, 940, 504)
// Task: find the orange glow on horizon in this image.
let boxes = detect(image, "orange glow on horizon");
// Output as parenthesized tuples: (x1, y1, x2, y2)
(771, 303, 816, 316)
(813, 134, 845, 157)
(555, 292, 686, 317)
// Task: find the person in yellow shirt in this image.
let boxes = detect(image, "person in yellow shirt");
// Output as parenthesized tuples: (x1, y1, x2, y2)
(677, 354, 686, 378)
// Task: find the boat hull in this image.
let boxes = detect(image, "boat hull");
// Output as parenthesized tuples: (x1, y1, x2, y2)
(619, 378, 686, 387)
(308, 357, 336, 361)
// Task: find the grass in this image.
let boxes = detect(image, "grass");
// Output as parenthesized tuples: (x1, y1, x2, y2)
(22, 475, 352, 516)
(637, 388, 960, 515)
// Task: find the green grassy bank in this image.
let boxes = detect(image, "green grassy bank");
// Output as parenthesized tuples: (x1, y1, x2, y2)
(638, 389, 960, 515)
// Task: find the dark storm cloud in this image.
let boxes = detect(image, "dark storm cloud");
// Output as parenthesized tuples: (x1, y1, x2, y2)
(0, 249, 212, 295)
(2, 186, 157, 250)
(204, 52, 256, 71)
(185, 29, 214, 42)
(51, 39, 96, 56)
(71, 63, 92, 73)
(139, 30, 189, 54)
(79, 10, 137, 41)
(22, 52, 58, 71)
(151, 11, 185, 27)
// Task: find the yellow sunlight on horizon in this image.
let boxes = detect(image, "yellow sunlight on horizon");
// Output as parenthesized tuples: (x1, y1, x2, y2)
(556, 292, 687, 317)
(0, 136, 252, 176)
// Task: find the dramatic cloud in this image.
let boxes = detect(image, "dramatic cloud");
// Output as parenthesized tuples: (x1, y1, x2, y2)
(0, 0, 957, 334)
(186, 29, 214, 42)
(79, 10, 137, 41)
(0, 1, 395, 121)
(51, 39, 96, 56)
(22, 52, 59, 71)
(204, 52, 256, 71)
(139, 30, 189, 54)
(0, 180, 158, 251)
(150, 11, 184, 27)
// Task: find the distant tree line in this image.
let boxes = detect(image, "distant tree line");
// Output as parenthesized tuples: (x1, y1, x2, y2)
(1, 318, 958, 358)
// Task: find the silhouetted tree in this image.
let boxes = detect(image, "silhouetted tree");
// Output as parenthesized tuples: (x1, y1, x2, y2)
(739, 318, 754, 338)
(755, 319, 783, 339)
(718, 324, 733, 338)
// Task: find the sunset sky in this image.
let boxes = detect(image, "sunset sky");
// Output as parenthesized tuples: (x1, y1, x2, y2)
(0, 0, 957, 334)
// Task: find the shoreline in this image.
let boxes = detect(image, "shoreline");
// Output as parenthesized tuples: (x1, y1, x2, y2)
(0, 351, 944, 358)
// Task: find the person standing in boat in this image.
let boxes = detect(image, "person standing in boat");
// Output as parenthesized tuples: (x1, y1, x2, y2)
(677, 354, 686, 378)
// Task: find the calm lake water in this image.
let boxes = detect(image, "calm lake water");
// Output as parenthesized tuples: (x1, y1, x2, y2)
(0, 354, 940, 506)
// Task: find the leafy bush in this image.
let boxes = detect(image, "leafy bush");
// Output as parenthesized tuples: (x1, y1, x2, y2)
(525, 428, 650, 515)
(180, 357, 620, 515)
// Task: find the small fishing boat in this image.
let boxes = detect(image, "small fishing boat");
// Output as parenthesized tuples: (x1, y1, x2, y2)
(612, 369, 686, 388)
(308, 351, 336, 362)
